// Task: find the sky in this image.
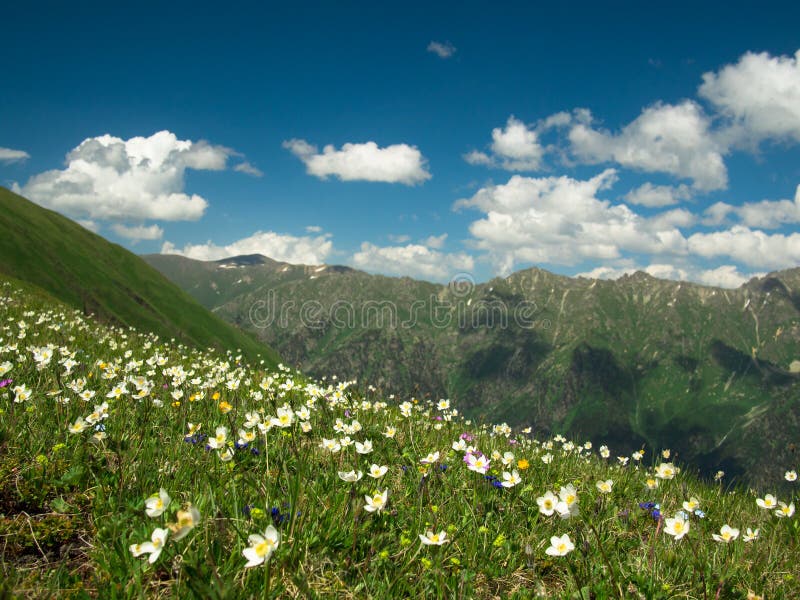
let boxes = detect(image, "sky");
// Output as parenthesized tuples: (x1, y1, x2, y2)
(2, 1, 800, 287)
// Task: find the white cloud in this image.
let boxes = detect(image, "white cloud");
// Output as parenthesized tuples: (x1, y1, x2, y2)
(427, 41, 456, 59)
(568, 101, 727, 190)
(305, 225, 323, 233)
(422, 233, 448, 249)
(162, 231, 334, 264)
(577, 263, 755, 289)
(700, 49, 800, 146)
(352, 242, 474, 281)
(234, 161, 264, 177)
(111, 223, 164, 241)
(465, 116, 544, 171)
(624, 183, 692, 207)
(388, 234, 411, 243)
(455, 169, 691, 274)
(701, 184, 800, 229)
(688, 226, 800, 269)
(13, 131, 233, 221)
(283, 139, 431, 185)
(0, 147, 30, 162)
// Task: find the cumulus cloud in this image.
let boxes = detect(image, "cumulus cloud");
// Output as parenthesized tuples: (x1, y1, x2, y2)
(13, 131, 233, 221)
(577, 263, 755, 289)
(568, 101, 727, 190)
(455, 169, 691, 274)
(427, 41, 456, 59)
(352, 242, 474, 281)
(688, 226, 800, 269)
(422, 233, 448, 249)
(77, 219, 100, 233)
(701, 184, 800, 229)
(234, 161, 264, 177)
(0, 147, 30, 162)
(464, 116, 544, 171)
(700, 49, 800, 147)
(283, 139, 431, 185)
(161, 231, 334, 264)
(624, 183, 692, 207)
(111, 223, 164, 242)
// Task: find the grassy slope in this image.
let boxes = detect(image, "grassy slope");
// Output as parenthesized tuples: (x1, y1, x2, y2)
(0, 187, 279, 366)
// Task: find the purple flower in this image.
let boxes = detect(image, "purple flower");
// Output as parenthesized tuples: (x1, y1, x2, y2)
(460, 433, 474, 442)
(0, 378, 12, 389)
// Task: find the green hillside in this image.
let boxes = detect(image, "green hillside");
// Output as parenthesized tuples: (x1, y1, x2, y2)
(0, 187, 279, 366)
(145, 253, 800, 486)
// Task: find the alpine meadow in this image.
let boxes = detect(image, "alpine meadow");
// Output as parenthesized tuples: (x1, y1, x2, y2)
(2, 2, 800, 598)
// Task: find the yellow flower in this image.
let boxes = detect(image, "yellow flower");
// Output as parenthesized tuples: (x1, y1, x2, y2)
(517, 458, 530, 470)
(219, 401, 232, 414)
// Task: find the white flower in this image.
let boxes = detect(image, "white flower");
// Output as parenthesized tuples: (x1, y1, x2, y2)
(243, 525, 280, 567)
(545, 534, 574, 556)
(367, 464, 388, 479)
(145, 489, 171, 518)
(775, 502, 795, 518)
(664, 514, 690, 540)
(596, 480, 613, 494)
(338, 470, 363, 483)
(536, 491, 558, 516)
(364, 489, 388, 513)
(500, 470, 521, 488)
(786, 470, 797, 482)
(743, 527, 759, 542)
(756, 494, 778, 510)
(207, 426, 228, 449)
(420, 451, 440, 465)
(419, 530, 448, 545)
(130, 527, 169, 563)
(355, 440, 373, 454)
(712, 524, 739, 543)
(655, 462, 678, 480)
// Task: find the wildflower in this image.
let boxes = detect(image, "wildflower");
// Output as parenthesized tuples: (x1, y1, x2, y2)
(170, 506, 201, 540)
(364, 489, 388, 513)
(545, 534, 575, 556)
(130, 527, 169, 563)
(500, 470, 522, 488)
(68, 416, 89, 434)
(662, 449, 671, 459)
(383, 425, 396, 438)
(617, 456, 629, 466)
(13, 384, 32, 403)
(756, 494, 778, 510)
(145, 489, 171, 518)
(632, 449, 644, 461)
(465, 453, 490, 474)
(367, 464, 388, 479)
(786, 470, 797, 482)
(599, 445, 610, 459)
(338, 470, 363, 483)
(501, 451, 515, 466)
(664, 514, 690, 540)
(775, 502, 795, 518)
(419, 530, 448, 545)
(537, 491, 558, 516)
(218, 401, 233, 414)
(682, 497, 701, 513)
(420, 451, 440, 465)
(541, 453, 553, 464)
(712, 525, 739, 543)
(655, 462, 678, 479)
(437, 399, 450, 411)
(207, 426, 228, 449)
(271, 405, 294, 428)
(596, 479, 613, 494)
(517, 458, 530, 470)
(556, 485, 580, 519)
(243, 525, 280, 567)
(355, 440, 373, 454)
(743, 528, 759, 542)
(320, 438, 341, 453)
(714, 470, 725, 481)
(646, 477, 659, 490)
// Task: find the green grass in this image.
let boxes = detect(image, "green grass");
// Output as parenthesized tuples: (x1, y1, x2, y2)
(1, 277, 798, 599)
(0, 187, 279, 367)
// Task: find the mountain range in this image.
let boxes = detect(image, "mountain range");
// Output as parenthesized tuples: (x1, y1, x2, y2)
(144, 252, 800, 485)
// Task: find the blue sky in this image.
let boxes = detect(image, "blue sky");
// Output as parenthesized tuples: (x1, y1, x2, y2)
(2, 1, 800, 287)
